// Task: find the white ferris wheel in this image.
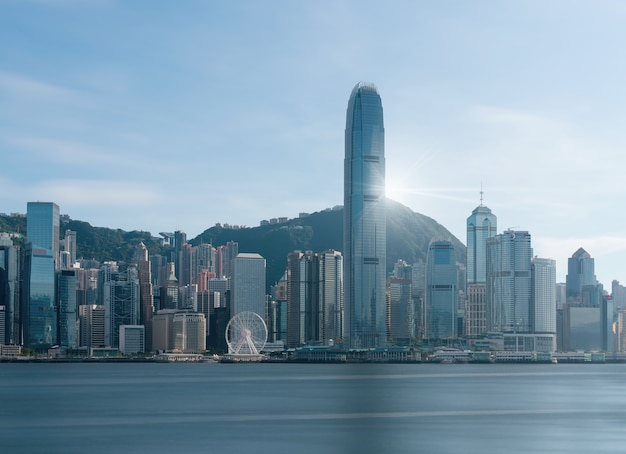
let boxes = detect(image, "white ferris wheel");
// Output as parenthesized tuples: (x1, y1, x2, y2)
(225, 311, 268, 355)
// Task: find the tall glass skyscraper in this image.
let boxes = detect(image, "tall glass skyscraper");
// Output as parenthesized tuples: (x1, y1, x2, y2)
(425, 241, 458, 339)
(344, 82, 386, 349)
(465, 198, 497, 337)
(566, 248, 596, 300)
(23, 202, 60, 350)
(466, 200, 497, 285)
(486, 230, 532, 333)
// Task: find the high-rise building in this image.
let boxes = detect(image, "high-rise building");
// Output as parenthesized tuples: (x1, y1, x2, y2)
(344, 82, 386, 349)
(133, 242, 154, 352)
(23, 202, 60, 350)
(286, 250, 343, 348)
(387, 278, 413, 341)
(62, 229, 77, 268)
(566, 248, 596, 300)
(0, 233, 20, 345)
(102, 262, 140, 348)
(79, 304, 105, 348)
(173, 312, 206, 353)
(465, 197, 496, 338)
(486, 230, 532, 333)
(26, 202, 60, 264)
(58, 269, 78, 348)
(119, 325, 145, 355)
(231, 253, 266, 319)
(531, 257, 556, 334)
(425, 241, 458, 339)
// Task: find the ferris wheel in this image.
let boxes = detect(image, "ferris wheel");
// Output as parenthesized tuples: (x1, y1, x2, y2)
(225, 311, 268, 355)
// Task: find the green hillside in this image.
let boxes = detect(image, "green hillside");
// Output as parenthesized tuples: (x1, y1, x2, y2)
(190, 199, 466, 287)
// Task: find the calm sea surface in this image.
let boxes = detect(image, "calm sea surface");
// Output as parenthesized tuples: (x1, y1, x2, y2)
(1, 362, 625, 453)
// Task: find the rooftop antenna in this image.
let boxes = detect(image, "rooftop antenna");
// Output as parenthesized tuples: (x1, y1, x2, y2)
(479, 182, 484, 206)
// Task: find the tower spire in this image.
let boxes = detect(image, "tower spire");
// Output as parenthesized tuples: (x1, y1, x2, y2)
(479, 182, 484, 206)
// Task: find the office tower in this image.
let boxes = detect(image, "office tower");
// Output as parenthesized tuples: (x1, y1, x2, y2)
(531, 257, 556, 334)
(216, 241, 239, 278)
(231, 253, 266, 319)
(133, 242, 154, 352)
(75, 268, 99, 306)
(466, 197, 497, 284)
(425, 241, 458, 339)
(286, 250, 343, 348)
(102, 262, 140, 348)
(0, 233, 20, 344)
(152, 309, 177, 352)
(23, 202, 60, 350)
(344, 82, 386, 349)
(173, 230, 187, 282)
(178, 243, 193, 287)
(0, 305, 5, 345)
(192, 243, 216, 283)
(149, 254, 167, 288)
(611, 280, 626, 309)
(411, 260, 426, 339)
(388, 278, 413, 341)
(62, 229, 77, 267)
(79, 304, 105, 348)
(119, 325, 145, 355)
(26, 202, 60, 263)
(160, 263, 179, 310)
(566, 248, 596, 300)
(173, 312, 206, 353)
(58, 269, 78, 348)
(486, 230, 532, 333)
(465, 197, 496, 337)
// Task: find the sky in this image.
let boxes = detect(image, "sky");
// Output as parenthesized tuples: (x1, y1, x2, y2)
(2, 1, 626, 286)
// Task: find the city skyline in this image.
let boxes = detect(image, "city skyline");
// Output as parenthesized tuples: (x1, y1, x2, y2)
(3, 2, 626, 286)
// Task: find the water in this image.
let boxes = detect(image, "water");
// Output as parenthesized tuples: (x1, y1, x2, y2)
(1, 362, 626, 453)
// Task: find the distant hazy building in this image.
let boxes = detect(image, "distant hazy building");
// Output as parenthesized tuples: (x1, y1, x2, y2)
(231, 253, 266, 319)
(425, 241, 458, 339)
(23, 202, 60, 350)
(344, 82, 386, 349)
(486, 230, 532, 333)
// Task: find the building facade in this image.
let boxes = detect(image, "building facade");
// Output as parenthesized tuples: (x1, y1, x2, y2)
(486, 230, 532, 333)
(425, 241, 458, 339)
(344, 82, 386, 349)
(231, 253, 266, 319)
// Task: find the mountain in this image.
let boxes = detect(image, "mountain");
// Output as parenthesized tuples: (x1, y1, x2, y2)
(0, 200, 466, 289)
(190, 199, 466, 287)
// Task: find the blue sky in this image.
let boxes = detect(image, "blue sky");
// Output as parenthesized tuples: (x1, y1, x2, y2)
(2, 1, 626, 286)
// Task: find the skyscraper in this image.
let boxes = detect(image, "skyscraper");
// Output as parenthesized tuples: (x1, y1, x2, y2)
(344, 82, 386, 349)
(486, 230, 532, 333)
(465, 196, 497, 337)
(231, 253, 266, 319)
(531, 257, 556, 334)
(425, 241, 458, 339)
(23, 202, 60, 350)
(286, 250, 343, 348)
(566, 248, 596, 300)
